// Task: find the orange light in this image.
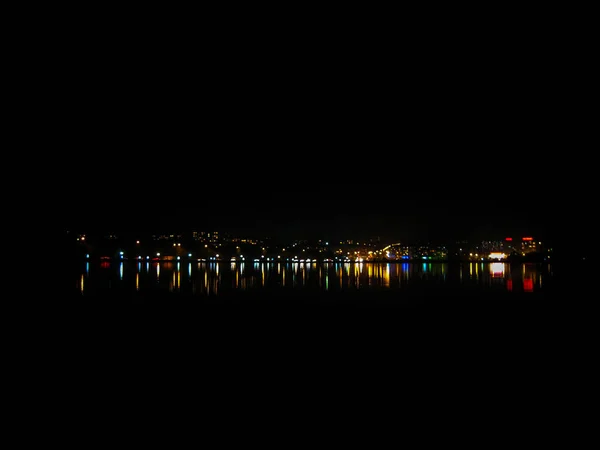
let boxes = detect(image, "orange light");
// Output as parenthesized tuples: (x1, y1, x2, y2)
(522, 237, 533, 241)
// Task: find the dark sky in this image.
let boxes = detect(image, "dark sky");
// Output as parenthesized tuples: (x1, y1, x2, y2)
(74, 166, 555, 244)
(64, 24, 588, 246)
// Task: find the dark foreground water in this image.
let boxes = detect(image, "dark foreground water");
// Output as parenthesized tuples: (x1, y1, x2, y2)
(62, 258, 593, 338)
(51, 258, 595, 440)
(57, 258, 595, 408)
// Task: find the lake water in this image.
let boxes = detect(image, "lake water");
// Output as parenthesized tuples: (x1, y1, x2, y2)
(72, 260, 555, 301)
(62, 259, 594, 377)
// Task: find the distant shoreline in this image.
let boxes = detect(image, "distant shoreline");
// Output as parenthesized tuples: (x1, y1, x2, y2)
(74, 256, 552, 264)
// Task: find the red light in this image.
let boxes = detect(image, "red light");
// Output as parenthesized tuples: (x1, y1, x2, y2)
(523, 279, 534, 292)
(522, 237, 533, 241)
(505, 237, 513, 241)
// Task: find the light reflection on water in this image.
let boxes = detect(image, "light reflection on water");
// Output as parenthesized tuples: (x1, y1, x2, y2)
(76, 261, 552, 296)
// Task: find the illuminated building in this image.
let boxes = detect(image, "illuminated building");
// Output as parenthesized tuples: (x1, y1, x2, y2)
(521, 237, 539, 254)
(504, 237, 542, 256)
(504, 237, 516, 253)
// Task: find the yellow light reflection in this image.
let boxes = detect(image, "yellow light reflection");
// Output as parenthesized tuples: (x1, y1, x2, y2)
(383, 264, 390, 288)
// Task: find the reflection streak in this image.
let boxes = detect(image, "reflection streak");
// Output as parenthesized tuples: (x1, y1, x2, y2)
(78, 262, 549, 296)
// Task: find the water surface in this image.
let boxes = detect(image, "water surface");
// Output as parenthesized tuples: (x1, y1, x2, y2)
(73, 260, 554, 298)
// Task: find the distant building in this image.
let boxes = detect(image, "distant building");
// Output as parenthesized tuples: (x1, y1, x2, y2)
(521, 237, 540, 255)
(503, 237, 541, 256)
(192, 231, 220, 244)
(192, 231, 206, 241)
(481, 240, 506, 253)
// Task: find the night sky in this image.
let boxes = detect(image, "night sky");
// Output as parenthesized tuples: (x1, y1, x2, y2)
(65, 23, 590, 247)
(74, 163, 555, 245)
